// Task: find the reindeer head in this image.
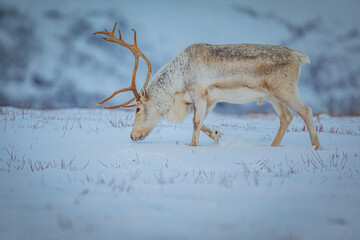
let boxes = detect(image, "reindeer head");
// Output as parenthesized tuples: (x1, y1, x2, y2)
(130, 89, 162, 141)
(94, 23, 159, 142)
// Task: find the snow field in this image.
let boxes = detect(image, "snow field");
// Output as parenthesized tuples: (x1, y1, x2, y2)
(0, 107, 359, 239)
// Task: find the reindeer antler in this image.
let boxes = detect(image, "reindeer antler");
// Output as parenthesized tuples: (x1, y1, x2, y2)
(93, 23, 152, 109)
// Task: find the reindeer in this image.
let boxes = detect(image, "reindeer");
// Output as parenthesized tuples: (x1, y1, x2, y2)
(94, 23, 322, 149)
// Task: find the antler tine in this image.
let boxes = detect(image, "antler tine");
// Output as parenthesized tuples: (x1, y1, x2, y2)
(112, 22, 117, 34)
(131, 29, 138, 48)
(96, 87, 133, 105)
(118, 30, 122, 40)
(104, 104, 135, 109)
(103, 97, 136, 109)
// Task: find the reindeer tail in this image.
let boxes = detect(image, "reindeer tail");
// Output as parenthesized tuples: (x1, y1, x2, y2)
(292, 50, 310, 64)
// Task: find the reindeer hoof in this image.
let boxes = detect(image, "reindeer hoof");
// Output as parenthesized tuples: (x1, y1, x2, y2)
(314, 145, 323, 150)
(214, 130, 223, 143)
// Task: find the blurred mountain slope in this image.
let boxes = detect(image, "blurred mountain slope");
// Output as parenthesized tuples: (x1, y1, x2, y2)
(0, 0, 359, 114)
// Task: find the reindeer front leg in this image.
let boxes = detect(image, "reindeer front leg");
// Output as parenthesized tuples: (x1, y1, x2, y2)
(189, 93, 207, 146)
(199, 102, 222, 142)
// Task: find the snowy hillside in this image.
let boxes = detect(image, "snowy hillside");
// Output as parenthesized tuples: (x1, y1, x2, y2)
(0, 0, 359, 114)
(1, 107, 360, 239)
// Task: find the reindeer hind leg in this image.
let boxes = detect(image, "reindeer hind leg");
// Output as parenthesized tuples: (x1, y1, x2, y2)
(268, 96, 293, 146)
(282, 89, 322, 150)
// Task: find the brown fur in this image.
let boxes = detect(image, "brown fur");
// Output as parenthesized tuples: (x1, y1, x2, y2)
(191, 43, 292, 77)
(259, 77, 273, 92)
(193, 43, 292, 63)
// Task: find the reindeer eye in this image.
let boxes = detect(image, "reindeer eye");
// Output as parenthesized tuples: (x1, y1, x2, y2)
(136, 107, 140, 113)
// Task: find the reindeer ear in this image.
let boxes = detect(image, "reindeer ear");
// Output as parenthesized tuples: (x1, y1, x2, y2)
(140, 88, 149, 101)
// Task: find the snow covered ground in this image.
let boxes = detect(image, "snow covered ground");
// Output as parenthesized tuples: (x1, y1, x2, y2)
(0, 107, 359, 239)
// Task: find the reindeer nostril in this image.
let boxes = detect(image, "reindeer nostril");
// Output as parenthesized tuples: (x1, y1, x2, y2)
(130, 134, 134, 141)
